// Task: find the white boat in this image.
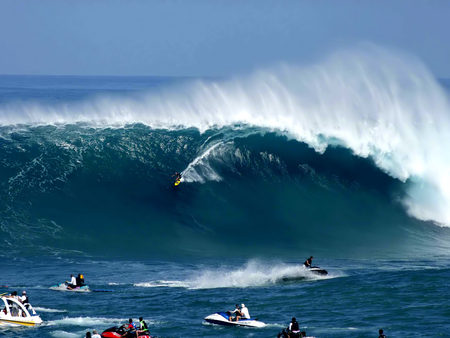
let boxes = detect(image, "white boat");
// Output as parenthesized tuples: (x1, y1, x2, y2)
(49, 282, 90, 292)
(204, 312, 266, 328)
(0, 296, 42, 327)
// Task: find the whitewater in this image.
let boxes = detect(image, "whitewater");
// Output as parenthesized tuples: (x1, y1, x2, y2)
(1, 46, 450, 227)
(2, 46, 450, 337)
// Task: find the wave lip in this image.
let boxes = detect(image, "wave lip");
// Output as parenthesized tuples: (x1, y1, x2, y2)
(1, 45, 450, 228)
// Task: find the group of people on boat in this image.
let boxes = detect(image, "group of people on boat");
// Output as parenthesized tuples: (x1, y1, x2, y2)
(2, 290, 30, 312)
(66, 273, 85, 290)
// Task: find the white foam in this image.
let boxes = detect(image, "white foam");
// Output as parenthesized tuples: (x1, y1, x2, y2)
(34, 306, 67, 313)
(135, 260, 336, 290)
(186, 260, 332, 289)
(50, 331, 79, 338)
(134, 280, 189, 288)
(1, 45, 450, 226)
(46, 316, 124, 327)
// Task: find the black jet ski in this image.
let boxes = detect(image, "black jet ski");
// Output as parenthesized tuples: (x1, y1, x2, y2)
(280, 266, 328, 282)
(309, 266, 328, 275)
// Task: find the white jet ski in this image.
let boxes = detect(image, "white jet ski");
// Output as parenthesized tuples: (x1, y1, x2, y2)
(50, 282, 90, 292)
(204, 312, 266, 328)
(0, 296, 42, 327)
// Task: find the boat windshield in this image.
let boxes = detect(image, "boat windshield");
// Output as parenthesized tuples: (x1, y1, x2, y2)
(1, 297, 33, 318)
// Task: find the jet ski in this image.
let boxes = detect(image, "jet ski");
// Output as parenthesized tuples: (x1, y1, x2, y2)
(101, 326, 151, 338)
(49, 282, 90, 292)
(308, 266, 328, 275)
(280, 266, 328, 282)
(204, 312, 266, 328)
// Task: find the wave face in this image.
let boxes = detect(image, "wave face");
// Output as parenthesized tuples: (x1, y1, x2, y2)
(1, 45, 450, 257)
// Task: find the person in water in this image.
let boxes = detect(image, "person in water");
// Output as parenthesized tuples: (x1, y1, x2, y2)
(91, 329, 101, 338)
(379, 328, 386, 338)
(289, 317, 301, 336)
(303, 256, 313, 268)
(229, 304, 242, 321)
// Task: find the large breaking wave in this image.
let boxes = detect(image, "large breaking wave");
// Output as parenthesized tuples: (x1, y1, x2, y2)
(1, 45, 450, 257)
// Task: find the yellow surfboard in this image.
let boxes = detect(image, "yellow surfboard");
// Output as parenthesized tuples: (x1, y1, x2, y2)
(174, 179, 181, 186)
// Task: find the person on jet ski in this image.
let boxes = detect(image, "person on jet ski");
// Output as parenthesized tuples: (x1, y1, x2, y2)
(229, 304, 242, 321)
(289, 317, 301, 336)
(76, 274, 85, 287)
(240, 304, 250, 319)
(137, 317, 149, 336)
(303, 256, 313, 268)
(67, 274, 77, 289)
(126, 318, 137, 336)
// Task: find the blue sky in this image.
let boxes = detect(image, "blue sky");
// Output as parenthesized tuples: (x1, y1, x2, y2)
(1, 0, 449, 77)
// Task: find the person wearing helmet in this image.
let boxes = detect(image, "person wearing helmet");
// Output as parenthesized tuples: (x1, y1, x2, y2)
(240, 304, 250, 319)
(76, 274, 85, 287)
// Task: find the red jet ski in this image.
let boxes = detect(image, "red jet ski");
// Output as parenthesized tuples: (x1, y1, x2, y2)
(101, 326, 151, 338)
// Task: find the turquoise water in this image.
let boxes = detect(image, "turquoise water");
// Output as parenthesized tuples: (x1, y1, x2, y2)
(2, 257, 450, 337)
(1, 69, 450, 337)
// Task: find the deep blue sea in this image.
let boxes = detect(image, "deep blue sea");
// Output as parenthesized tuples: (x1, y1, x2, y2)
(1, 50, 450, 337)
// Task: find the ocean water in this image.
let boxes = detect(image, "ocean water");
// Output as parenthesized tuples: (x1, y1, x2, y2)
(1, 47, 450, 337)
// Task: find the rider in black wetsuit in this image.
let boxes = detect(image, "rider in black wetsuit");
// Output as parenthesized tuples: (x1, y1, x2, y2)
(303, 256, 313, 268)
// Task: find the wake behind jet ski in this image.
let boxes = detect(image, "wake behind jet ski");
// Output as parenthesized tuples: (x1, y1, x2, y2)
(204, 304, 265, 328)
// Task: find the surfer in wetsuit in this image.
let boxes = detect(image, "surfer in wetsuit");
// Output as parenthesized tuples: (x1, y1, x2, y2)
(173, 172, 182, 181)
(378, 329, 386, 338)
(303, 256, 313, 268)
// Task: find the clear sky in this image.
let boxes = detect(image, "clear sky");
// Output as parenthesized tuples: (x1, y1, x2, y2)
(1, 0, 449, 77)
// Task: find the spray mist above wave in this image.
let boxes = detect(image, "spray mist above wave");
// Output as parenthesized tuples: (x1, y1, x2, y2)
(1, 45, 450, 226)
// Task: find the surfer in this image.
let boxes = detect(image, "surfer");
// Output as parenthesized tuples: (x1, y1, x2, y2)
(378, 329, 386, 338)
(303, 256, 313, 268)
(173, 172, 182, 186)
